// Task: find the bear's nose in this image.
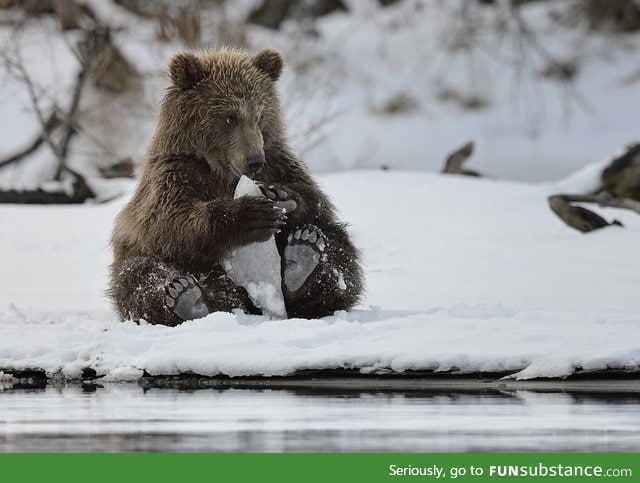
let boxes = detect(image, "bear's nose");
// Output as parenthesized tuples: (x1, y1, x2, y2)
(247, 154, 265, 173)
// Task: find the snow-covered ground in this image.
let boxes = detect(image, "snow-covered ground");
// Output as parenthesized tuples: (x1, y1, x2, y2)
(1, 170, 639, 381)
(1, 0, 639, 383)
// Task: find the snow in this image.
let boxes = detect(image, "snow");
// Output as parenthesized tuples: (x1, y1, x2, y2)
(1, 170, 639, 381)
(271, 0, 640, 181)
(1, 1, 639, 382)
(2, 0, 640, 190)
(222, 176, 287, 319)
(551, 142, 640, 194)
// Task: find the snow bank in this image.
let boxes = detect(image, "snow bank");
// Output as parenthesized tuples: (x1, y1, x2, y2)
(1, 171, 639, 381)
(1, 304, 639, 381)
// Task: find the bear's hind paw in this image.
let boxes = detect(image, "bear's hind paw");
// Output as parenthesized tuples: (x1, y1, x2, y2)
(284, 225, 326, 293)
(164, 276, 210, 321)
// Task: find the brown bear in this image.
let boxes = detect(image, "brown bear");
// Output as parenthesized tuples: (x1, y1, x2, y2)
(109, 48, 364, 326)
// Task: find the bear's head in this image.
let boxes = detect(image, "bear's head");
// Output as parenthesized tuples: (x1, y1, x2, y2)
(156, 48, 286, 182)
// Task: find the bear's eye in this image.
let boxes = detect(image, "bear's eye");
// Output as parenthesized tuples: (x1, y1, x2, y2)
(258, 113, 265, 125)
(226, 115, 236, 126)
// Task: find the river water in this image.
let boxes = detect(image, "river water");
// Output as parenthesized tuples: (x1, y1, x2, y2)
(1, 384, 639, 452)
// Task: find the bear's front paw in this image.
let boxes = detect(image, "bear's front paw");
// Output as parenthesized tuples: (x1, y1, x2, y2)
(258, 183, 298, 215)
(164, 276, 209, 321)
(237, 196, 288, 242)
(284, 224, 327, 293)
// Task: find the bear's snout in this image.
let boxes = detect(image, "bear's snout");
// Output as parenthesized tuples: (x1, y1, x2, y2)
(247, 153, 266, 174)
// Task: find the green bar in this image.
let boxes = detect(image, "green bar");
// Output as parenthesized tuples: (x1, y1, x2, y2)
(0, 453, 638, 483)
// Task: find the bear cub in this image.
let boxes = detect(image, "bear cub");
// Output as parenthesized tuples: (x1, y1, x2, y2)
(109, 48, 364, 326)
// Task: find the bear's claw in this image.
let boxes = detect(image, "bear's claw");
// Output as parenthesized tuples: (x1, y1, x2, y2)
(164, 275, 210, 321)
(259, 184, 297, 214)
(284, 224, 327, 293)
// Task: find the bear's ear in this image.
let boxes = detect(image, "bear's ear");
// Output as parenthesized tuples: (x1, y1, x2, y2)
(169, 52, 205, 89)
(253, 48, 284, 81)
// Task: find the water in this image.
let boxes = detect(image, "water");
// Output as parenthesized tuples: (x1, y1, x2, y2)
(1, 384, 639, 452)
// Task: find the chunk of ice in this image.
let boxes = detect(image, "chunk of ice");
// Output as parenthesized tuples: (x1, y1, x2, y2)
(222, 176, 287, 319)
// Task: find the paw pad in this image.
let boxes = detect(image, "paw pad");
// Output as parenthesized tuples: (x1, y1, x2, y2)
(284, 225, 327, 293)
(287, 225, 326, 251)
(164, 275, 209, 321)
(165, 277, 193, 306)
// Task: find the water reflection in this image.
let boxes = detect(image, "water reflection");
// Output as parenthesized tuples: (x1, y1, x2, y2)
(0, 384, 639, 452)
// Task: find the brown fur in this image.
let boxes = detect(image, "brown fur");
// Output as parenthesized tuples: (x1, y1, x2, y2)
(109, 48, 364, 325)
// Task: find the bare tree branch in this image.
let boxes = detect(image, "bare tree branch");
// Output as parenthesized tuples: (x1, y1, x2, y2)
(0, 26, 95, 200)
(0, 110, 62, 169)
(552, 192, 640, 215)
(547, 192, 640, 233)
